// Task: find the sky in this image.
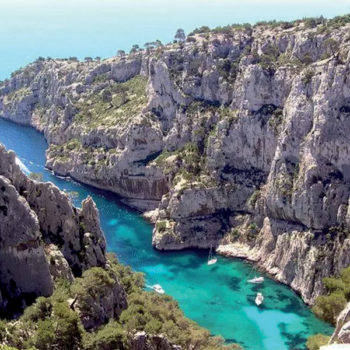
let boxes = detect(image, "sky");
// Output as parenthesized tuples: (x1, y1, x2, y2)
(0, 0, 349, 79)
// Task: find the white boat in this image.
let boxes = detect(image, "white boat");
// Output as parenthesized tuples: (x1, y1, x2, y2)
(207, 246, 217, 265)
(255, 292, 264, 306)
(152, 284, 165, 294)
(208, 257, 218, 265)
(248, 276, 264, 284)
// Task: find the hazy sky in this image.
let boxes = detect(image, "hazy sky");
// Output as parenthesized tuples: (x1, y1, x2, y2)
(0, 0, 349, 79)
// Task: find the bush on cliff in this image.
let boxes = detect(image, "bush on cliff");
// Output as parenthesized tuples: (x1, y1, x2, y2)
(306, 333, 330, 350)
(313, 266, 350, 324)
(33, 302, 83, 350)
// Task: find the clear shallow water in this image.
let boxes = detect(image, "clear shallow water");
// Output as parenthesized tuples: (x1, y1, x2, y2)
(0, 118, 333, 349)
(1, 0, 350, 80)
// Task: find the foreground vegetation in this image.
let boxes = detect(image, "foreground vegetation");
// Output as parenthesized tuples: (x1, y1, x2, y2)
(0, 254, 239, 350)
(306, 266, 350, 349)
(312, 266, 350, 325)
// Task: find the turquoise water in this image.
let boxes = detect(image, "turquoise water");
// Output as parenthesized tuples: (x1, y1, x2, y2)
(1, 0, 350, 80)
(0, 119, 333, 349)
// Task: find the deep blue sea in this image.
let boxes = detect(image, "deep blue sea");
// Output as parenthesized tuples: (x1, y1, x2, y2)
(1, 0, 348, 348)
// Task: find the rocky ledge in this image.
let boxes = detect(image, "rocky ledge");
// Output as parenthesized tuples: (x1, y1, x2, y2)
(2, 15, 350, 305)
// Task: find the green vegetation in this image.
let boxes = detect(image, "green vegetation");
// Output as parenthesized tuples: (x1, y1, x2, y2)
(6, 87, 31, 101)
(155, 220, 167, 233)
(247, 222, 259, 241)
(258, 44, 280, 71)
(189, 23, 251, 36)
(153, 141, 203, 182)
(0, 255, 237, 350)
(217, 59, 239, 82)
(275, 172, 294, 200)
(268, 108, 284, 134)
(28, 172, 43, 182)
(306, 334, 330, 350)
(48, 139, 82, 163)
(189, 14, 350, 37)
(218, 106, 238, 124)
(174, 28, 186, 43)
(313, 266, 350, 324)
(324, 38, 340, 57)
(74, 75, 148, 129)
(302, 69, 315, 85)
(327, 14, 350, 29)
(249, 190, 261, 207)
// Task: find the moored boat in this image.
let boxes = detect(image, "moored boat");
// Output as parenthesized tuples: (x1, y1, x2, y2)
(255, 292, 264, 306)
(248, 276, 264, 284)
(152, 284, 165, 294)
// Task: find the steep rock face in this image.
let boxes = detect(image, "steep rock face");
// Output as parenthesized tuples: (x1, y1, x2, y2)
(2, 17, 350, 303)
(0, 174, 53, 317)
(0, 144, 108, 316)
(330, 302, 350, 344)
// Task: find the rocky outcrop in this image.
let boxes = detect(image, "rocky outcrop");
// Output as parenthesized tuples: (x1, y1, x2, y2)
(130, 331, 181, 350)
(0, 174, 53, 317)
(72, 267, 127, 331)
(0, 144, 107, 316)
(330, 303, 350, 344)
(2, 16, 350, 304)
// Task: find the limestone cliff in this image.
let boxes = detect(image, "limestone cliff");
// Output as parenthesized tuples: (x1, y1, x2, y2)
(330, 302, 350, 345)
(2, 15, 350, 304)
(0, 144, 107, 316)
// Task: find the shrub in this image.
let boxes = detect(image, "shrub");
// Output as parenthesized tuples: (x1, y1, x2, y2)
(156, 221, 167, 233)
(313, 292, 347, 324)
(258, 44, 280, 71)
(84, 321, 126, 350)
(268, 108, 284, 134)
(302, 69, 314, 85)
(0, 320, 7, 342)
(71, 267, 116, 315)
(29, 172, 43, 182)
(249, 190, 261, 207)
(107, 254, 144, 295)
(22, 296, 52, 322)
(312, 267, 350, 325)
(306, 334, 330, 350)
(33, 302, 83, 350)
(324, 38, 340, 57)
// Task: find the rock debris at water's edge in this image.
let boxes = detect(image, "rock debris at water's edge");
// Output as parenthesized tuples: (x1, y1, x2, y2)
(2, 15, 350, 309)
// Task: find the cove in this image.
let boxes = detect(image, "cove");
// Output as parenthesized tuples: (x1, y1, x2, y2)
(0, 117, 333, 350)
